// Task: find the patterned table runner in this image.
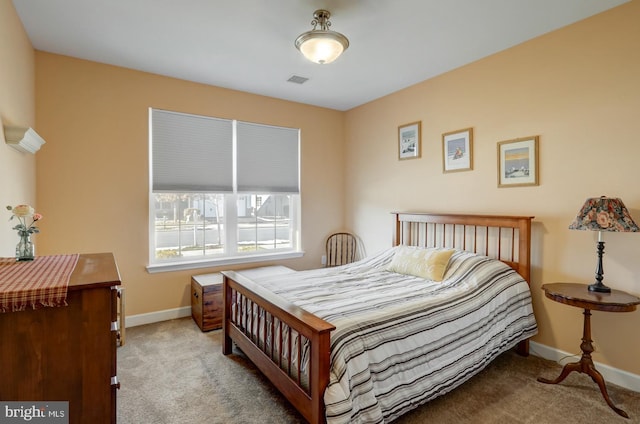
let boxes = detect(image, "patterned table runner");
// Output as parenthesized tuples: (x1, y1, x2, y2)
(0, 254, 80, 313)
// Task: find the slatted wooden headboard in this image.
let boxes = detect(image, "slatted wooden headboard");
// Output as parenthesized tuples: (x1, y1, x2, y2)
(392, 212, 534, 284)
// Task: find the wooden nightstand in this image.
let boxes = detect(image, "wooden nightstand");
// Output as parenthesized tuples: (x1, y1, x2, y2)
(191, 273, 223, 332)
(537, 282, 640, 418)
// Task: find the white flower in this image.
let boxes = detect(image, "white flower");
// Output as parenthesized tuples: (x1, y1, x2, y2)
(6, 204, 42, 235)
(12, 204, 34, 217)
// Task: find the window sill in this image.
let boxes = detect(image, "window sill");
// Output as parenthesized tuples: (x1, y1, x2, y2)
(146, 251, 305, 274)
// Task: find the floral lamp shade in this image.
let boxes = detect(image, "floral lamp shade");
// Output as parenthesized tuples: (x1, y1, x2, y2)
(569, 196, 639, 233)
(568, 196, 638, 293)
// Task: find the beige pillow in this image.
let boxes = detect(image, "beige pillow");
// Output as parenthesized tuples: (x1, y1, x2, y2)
(386, 246, 455, 282)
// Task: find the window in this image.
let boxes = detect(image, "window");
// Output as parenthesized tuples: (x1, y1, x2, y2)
(148, 109, 301, 271)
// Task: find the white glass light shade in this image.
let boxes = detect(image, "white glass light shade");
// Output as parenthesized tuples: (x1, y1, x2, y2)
(295, 31, 349, 64)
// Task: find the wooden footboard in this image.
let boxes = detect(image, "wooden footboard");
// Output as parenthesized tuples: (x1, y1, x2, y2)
(221, 270, 335, 424)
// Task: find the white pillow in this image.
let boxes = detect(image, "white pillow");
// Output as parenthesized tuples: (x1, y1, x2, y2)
(386, 246, 454, 282)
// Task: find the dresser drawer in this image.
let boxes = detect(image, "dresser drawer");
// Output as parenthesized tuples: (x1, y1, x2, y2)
(191, 273, 223, 332)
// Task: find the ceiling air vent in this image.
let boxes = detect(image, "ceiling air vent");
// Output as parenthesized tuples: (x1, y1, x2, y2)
(287, 75, 309, 84)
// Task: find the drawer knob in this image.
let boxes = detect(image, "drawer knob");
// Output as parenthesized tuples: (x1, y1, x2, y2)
(111, 376, 121, 389)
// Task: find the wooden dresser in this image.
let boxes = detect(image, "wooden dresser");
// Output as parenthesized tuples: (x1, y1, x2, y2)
(0, 253, 121, 424)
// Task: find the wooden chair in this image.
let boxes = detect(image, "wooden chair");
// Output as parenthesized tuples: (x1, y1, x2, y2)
(325, 232, 357, 267)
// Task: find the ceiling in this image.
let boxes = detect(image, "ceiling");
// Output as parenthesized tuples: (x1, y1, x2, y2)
(13, 0, 629, 111)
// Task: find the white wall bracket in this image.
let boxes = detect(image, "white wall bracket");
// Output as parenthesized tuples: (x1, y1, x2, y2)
(1, 117, 46, 154)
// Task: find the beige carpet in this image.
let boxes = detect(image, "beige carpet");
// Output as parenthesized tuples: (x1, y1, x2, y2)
(117, 317, 640, 423)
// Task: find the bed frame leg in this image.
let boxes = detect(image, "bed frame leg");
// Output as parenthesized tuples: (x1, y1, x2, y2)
(222, 328, 232, 355)
(222, 276, 232, 355)
(516, 339, 530, 356)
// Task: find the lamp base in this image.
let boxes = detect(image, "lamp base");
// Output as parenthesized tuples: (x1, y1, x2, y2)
(588, 240, 610, 293)
(588, 282, 611, 293)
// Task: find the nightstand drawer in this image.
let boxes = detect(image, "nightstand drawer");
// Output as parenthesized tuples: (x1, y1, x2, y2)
(191, 273, 223, 332)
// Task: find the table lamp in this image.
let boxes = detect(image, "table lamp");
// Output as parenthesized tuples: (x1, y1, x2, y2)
(569, 196, 639, 293)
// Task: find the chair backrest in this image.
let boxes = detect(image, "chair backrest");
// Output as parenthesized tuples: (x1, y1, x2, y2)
(325, 232, 357, 267)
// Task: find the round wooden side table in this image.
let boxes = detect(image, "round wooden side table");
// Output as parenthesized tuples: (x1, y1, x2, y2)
(537, 282, 640, 419)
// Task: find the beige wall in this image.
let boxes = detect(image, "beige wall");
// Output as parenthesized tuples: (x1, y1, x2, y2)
(345, 1, 640, 375)
(35, 53, 345, 316)
(0, 0, 36, 255)
(29, 0, 640, 376)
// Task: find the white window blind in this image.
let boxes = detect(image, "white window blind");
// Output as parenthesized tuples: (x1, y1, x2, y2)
(236, 121, 300, 194)
(151, 109, 233, 192)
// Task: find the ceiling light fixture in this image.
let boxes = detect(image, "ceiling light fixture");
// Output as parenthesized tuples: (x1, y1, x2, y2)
(295, 9, 349, 65)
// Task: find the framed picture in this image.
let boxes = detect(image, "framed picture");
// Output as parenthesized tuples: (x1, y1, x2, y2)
(398, 121, 421, 160)
(442, 128, 473, 173)
(497, 136, 539, 187)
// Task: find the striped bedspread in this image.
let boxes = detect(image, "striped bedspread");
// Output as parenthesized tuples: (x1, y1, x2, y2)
(247, 247, 538, 424)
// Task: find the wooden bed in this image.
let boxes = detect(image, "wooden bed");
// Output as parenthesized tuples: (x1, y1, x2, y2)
(222, 212, 534, 424)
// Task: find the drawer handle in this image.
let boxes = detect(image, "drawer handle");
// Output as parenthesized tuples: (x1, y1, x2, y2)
(193, 291, 199, 298)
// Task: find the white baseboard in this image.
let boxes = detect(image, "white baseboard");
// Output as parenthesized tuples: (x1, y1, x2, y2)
(125, 306, 192, 328)
(530, 341, 640, 393)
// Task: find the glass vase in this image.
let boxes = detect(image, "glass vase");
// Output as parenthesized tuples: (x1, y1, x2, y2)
(16, 232, 35, 261)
